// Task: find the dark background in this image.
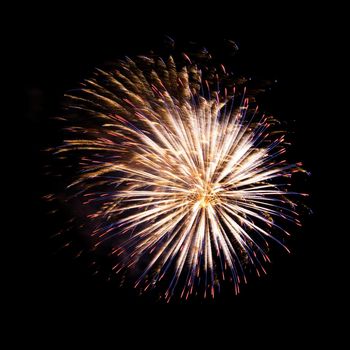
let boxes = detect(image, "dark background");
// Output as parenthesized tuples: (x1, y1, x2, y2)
(14, 3, 341, 332)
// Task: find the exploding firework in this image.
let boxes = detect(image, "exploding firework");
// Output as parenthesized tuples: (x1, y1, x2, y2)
(50, 49, 306, 300)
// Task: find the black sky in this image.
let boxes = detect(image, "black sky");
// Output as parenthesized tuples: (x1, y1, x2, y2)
(13, 3, 341, 334)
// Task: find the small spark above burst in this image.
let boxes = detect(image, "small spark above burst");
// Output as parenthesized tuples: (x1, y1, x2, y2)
(50, 50, 307, 301)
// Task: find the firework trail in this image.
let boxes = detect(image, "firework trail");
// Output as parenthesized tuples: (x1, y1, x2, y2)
(51, 50, 306, 300)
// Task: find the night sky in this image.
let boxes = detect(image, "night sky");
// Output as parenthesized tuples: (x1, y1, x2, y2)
(14, 3, 341, 335)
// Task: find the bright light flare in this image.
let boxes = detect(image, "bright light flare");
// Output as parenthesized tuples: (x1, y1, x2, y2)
(51, 53, 307, 300)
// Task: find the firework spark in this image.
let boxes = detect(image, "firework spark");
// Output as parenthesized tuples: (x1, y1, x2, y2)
(52, 52, 306, 300)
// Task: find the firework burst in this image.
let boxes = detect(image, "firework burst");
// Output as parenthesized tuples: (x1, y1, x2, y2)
(51, 51, 306, 300)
